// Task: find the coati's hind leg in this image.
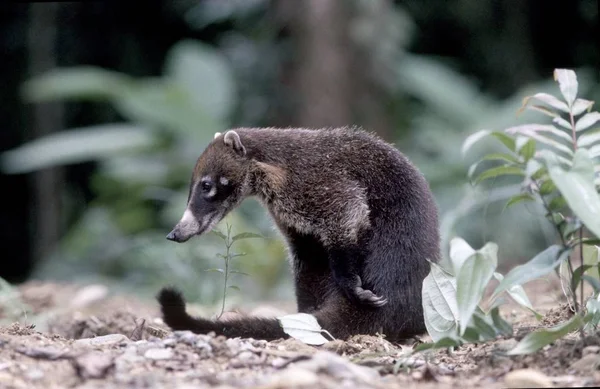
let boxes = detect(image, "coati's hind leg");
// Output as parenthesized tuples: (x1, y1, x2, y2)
(327, 246, 388, 308)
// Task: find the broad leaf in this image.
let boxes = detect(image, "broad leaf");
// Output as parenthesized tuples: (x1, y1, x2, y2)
(554, 69, 578, 107)
(575, 112, 600, 132)
(212, 230, 227, 240)
(505, 127, 573, 156)
(521, 92, 569, 113)
(507, 314, 583, 355)
(505, 193, 535, 209)
(462, 130, 492, 156)
(0, 124, 155, 174)
(491, 307, 513, 336)
(422, 262, 459, 342)
(518, 138, 536, 161)
(553, 116, 574, 131)
(21, 66, 129, 102)
(277, 313, 330, 345)
(544, 149, 600, 238)
(448, 237, 475, 276)
(490, 245, 568, 300)
(456, 244, 498, 335)
(474, 166, 525, 184)
(204, 268, 225, 274)
(572, 99, 595, 116)
(232, 232, 264, 242)
(492, 272, 541, 319)
(413, 336, 462, 352)
(164, 40, 235, 122)
(577, 128, 600, 148)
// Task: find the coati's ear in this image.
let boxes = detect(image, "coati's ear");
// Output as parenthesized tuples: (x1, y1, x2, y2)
(223, 130, 246, 157)
(214, 132, 222, 139)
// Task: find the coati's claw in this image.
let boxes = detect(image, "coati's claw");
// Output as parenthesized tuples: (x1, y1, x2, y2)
(353, 276, 388, 307)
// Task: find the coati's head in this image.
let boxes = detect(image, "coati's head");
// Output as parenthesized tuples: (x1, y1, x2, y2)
(166, 130, 252, 243)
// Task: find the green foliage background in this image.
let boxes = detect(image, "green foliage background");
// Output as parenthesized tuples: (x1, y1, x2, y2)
(0, 0, 598, 307)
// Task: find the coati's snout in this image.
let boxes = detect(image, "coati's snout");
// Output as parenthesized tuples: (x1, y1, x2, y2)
(167, 130, 249, 243)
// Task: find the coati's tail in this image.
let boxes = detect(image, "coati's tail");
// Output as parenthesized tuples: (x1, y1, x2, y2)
(157, 287, 288, 340)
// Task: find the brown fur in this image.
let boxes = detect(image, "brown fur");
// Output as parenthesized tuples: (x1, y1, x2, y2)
(160, 126, 440, 342)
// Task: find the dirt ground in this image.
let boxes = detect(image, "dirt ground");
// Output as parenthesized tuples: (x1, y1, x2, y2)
(1, 278, 600, 389)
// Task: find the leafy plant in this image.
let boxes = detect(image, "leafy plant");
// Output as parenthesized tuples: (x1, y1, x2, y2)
(210, 221, 263, 318)
(419, 237, 530, 351)
(459, 68, 600, 354)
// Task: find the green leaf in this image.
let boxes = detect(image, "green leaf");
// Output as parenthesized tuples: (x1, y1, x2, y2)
(490, 132, 517, 153)
(456, 243, 498, 335)
(212, 230, 227, 240)
(491, 245, 568, 300)
(506, 128, 573, 156)
(0, 125, 156, 174)
(491, 307, 513, 336)
(21, 67, 129, 102)
(505, 193, 535, 209)
(575, 112, 600, 132)
(571, 265, 595, 293)
(552, 116, 574, 131)
(547, 195, 567, 211)
(518, 138, 536, 161)
(229, 270, 249, 276)
(544, 149, 600, 238)
(474, 166, 525, 184)
(553, 69, 578, 107)
(572, 99, 595, 116)
(277, 313, 330, 345)
(522, 92, 569, 113)
(462, 130, 492, 156)
(231, 232, 264, 242)
(449, 237, 475, 276)
(422, 262, 459, 342)
(164, 40, 235, 122)
(204, 268, 225, 274)
(413, 336, 462, 352)
(492, 272, 540, 319)
(577, 128, 600, 148)
(507, 314, 583, 355)
(538, 180, 556, 195)
(470, 311, 498, 340)
(583, 275, 600, 293)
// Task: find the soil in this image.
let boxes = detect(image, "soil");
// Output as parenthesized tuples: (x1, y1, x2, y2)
(1, 278, 600, 388)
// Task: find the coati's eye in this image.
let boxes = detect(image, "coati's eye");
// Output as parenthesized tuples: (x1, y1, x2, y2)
(201, 181, 213, 193)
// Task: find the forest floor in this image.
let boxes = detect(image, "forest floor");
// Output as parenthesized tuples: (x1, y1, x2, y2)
(1, 278, 599, 389)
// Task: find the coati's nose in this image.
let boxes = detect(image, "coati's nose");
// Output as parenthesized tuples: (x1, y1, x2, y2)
(166, 230, 180, 242)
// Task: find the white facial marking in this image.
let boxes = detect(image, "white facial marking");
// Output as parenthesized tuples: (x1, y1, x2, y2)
(219, 177, 229, 186)
(207, 186, 217, 198)
(181, 208, 197, 225)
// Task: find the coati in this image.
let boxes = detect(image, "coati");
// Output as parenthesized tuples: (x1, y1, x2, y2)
(158, 126, 440, 342)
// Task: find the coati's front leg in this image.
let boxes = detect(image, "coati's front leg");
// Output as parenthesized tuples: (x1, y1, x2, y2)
(328, 246, 388, 307)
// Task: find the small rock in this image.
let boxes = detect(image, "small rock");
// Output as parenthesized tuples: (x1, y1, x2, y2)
(25, 369, 44, 381)
(504, 368, 552, 388)
(295, 351, 380, 384)
(268, 367, 319, 387)
(73, 334, 129, 348)
(162, 338, 177, 347)
(495, 338, 518, 352)
(69, 284, 108, 309)
(73, 352, 114, 379)
(144, 348, 173, 360)
(570, 353, 600, 373)
(583, 346, 600, 356)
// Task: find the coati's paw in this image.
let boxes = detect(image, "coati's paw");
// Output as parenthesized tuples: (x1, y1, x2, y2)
(353, 276, 388, 307)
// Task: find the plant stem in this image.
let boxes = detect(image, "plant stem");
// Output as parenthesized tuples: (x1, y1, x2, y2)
(217, 223, 232, 320)
(580, 227, 584, 311)
(531, 179, 577, 310)
(569, 110, 578, 151)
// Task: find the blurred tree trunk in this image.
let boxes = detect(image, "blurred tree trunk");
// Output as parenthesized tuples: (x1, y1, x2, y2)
(275, 0, 394, 139)
(27, 3, 64, 264)
(285, 0, 353, 128)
